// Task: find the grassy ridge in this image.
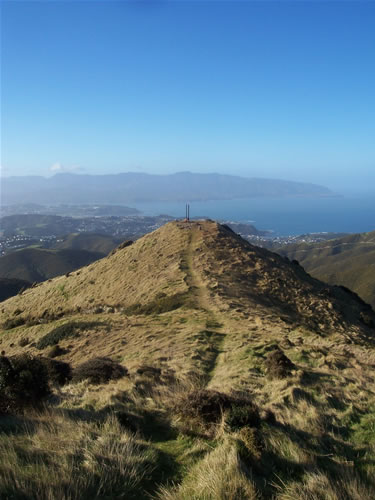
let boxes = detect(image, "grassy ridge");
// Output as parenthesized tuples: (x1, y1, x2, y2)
(1, 221, 375, 498)
(277, 230, 375, 308)
(0, 247, 105, 282)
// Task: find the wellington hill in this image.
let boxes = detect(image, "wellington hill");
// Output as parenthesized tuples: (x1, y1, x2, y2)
(1, 220, 375, 498)
(278, 230, 375, 309)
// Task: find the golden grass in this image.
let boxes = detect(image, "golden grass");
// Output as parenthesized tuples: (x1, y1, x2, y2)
(0, 410, 157, 500)
(157, 439, 259, 500)
(1, 220, 375, 498)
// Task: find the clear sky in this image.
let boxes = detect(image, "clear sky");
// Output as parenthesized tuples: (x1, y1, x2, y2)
(1, 0, 374, 192)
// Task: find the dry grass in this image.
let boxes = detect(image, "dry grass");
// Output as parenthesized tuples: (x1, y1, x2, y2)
(1, 221, 375, 498)
(277, 469, 375, 500)
(157, 439, 258, 500)
(0, 410, 157, 500)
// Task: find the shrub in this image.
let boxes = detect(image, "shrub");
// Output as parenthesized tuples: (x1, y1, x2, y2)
(0, 354, 50, 413)
(226, 403, 260, 431)
(2, 316, 25, 330)
(136, 365, 161, 378)
(39, 357, 72, 386)
(124, 293, 188, 315)
(72, 357, 128, 384)
(47, 344, 66, 358)
(36, 321, 105, 350)
(265, 346, 295, 379)
(18, 337, 30, 347)
(174, 389, 260, 429)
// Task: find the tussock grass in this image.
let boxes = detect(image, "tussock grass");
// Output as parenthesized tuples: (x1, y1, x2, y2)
(0, 411, 157, 500)
(277, 469, 375, 500)
(157, 440, 258, 500)
(1, 221, 375, 498)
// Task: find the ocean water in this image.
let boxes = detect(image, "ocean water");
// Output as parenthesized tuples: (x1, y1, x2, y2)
(131, 194, 375, 236)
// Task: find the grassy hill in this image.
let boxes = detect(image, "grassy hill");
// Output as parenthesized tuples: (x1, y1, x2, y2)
(1, 220, 375, 499)
(53, 232, 124, 254)
(0, 247, 105, 282)
(277, 230, 375, 308)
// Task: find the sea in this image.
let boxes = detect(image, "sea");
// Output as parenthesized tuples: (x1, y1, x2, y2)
(131, 194, 375, 237)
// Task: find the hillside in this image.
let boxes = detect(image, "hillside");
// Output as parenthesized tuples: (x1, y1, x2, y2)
(0, 277, 30, 302)
(1, 220, 375, 499)
(1, 171, 333, 204)
(0, 247, 105, 282)
(53, 233, 124, 254)
(277, 230, 375, 308)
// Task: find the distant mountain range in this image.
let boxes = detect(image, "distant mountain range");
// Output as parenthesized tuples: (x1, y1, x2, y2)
(277, 230, 375, 308)
(1, 171, 333, 205)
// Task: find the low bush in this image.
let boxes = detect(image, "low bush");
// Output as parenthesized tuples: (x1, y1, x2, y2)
(124, 293, 188, 315)
(0, 354, 50, 413)
(36, 321, 105, 350)
(39, 357, 72, 386)
(2, 316, 25, 330)
(18, 337, 30, 347)
(265, 346, 295, 379)
(72, 357, 128, 384)
(174, 389, 260, 430)
(226, 402, 260, 431)
(47, 344, 66, 358)
(136, 365, 161, 378)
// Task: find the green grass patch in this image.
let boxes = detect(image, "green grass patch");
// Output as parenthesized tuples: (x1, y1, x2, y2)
(351, 408, 375, 445)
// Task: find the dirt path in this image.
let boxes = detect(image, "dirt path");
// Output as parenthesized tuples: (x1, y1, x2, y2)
(184, 227, 227, 384)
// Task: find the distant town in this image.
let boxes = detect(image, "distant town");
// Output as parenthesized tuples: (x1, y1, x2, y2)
(0, 204, 347, 256)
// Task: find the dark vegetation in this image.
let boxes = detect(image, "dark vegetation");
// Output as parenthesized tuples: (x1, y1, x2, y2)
(0, 277, 31, 302)
(2, 316, 26, 330)
(39, 357, 72, 386)
(47, 344, 66, 358)
(123, 292, 190, 315)
(0, 354, 50, 414)
(174, 389, 260, 430)
(72, 357, 128, 384)
(36, 321, 106, 350)
(265, 347, 295, 379)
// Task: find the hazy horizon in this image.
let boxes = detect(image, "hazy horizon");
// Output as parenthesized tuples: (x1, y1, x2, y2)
(2, 1, 374, 193)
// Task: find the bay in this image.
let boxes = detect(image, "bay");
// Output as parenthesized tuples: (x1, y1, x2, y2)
(131, 194, 375, 236)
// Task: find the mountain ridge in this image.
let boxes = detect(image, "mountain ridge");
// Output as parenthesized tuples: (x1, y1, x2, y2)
(1, 171, 333, 205)
(2, 220, 375, 497)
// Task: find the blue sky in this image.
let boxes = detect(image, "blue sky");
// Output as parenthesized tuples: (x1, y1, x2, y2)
(1, 0, 374, 191)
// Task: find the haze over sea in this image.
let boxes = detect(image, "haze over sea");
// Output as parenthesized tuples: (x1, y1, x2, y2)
(132, 194, 375, 236)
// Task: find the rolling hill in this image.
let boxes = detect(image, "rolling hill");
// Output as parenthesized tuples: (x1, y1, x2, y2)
(0, 247, 105, 283)
(53, 233, 124, 254)
(1, 220, 375, 499)
(277, 230, 375, 308)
